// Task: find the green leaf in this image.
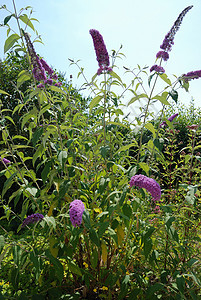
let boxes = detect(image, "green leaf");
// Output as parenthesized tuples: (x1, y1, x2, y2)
(127, 93, 148, 106)
(17, 70, 31, 88)
(169, 89, 178, 103)
(89, 95, 103, 112)
(152, 92, 170, 105)
(148, 73, 156, 87)
(138, 162, 149, 175)
(110, 71, 122, 83)
(41, 161, 51, 183)
(4, 116, 15, 125)
(0, 89, 10, 95)
(145, 122, 156, 138)
(45, 250, 64, 283)
(115, 142, 137, 154)
(107, 227, 118, 245)
(82, 209, 91, 229)
(19, 14, 35, 31)
(146, 283, 164, 297)
(0, 236, 5, 254)
(4, 14, 14, 25)
(187, 258, 198, 267)
(100, 145, 110, 159)
(49, 85, 66, 95)
(176, 275, 185, 294)
(159, 73, 171, 85)
(58, 151, 68, 166)
(42, 216, 56, 230)
(2, 171, 18, 198)
(32, 127, 43, 146)
(89, 228, 100, 247)
(90, 249, 98, 268)
(67, 260, 82, 276)
(4, 34, 20, 53)
(122, 203, 132, 219)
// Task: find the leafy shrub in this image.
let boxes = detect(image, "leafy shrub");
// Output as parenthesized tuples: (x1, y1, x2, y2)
(0, 3, 200, 299)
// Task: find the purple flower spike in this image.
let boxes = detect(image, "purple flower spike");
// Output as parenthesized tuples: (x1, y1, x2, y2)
(160, 6, 193, 53)
(24, 33, 47, 82)
(69, 199, 85, 227)
(1, 157, 11, 165)
(130, 174, 161, 201)
(24, 32, 61, 87)
(160, 113, 178, 127)
(182, 70, 201, 82)
(22, 213, 44, 228)
(150, 65, 165, 73)
(156, 51, 169, 61)
(89, 29, 112, 75)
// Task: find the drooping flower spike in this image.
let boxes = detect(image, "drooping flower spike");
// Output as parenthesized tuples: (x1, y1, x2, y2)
(182, 70, 201, 82)
(24, 32, 61, 88)
(89, 29, 112, 75)
(69, 199, 85, 227)
(130, 174, 161, 202)
(160, 113, 178, 128)
(160, 5, 193, 54)
(22, 213, 44, 228)
(150, 6, 193, 73)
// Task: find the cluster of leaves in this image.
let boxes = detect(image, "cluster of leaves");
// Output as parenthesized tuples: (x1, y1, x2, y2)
(0, 3, 200, 300)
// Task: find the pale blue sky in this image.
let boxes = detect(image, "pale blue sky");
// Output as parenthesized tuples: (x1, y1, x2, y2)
(1, 0, 201, 114)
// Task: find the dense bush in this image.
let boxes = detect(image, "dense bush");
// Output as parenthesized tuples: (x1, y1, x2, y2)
(0, 3, 200, 300)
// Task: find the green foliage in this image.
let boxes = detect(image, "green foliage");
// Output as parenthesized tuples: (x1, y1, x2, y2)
(0, 2, 201, 300)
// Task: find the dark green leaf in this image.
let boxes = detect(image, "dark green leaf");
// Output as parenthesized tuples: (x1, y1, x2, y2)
(45, 250, 64, 283)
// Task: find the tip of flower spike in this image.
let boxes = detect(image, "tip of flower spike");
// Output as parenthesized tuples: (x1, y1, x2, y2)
(22, 213, 44, 228)
(130, 174, 161, 201)
(1, 157, 11, 165)
(159, 113, 178, 127)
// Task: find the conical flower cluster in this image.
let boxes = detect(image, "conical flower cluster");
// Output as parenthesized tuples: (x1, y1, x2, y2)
(69, 199, 85, 227)
(89, 29, 112, 75)
(130, 174, 161, 201)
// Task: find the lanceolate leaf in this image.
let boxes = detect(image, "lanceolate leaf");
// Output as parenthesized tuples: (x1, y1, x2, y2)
(0, 89, 10, 95)
(19, 14, 35, 31)
(17, 70, 32, 87)
(127, 93, 148, 106)
(4, 34, 20, 53)
(89, 95, 103, 112)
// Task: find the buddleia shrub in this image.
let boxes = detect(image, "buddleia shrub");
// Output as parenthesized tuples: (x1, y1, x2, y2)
(0, 3, 201, 299)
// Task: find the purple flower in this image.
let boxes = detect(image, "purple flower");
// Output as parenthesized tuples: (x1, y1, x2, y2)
(156, 51, 169, 61)
(182, 70, 201, 82)
(45, 78, 53, 85)
(24, 33, 47, 82)
(160, 6, 193, 53)
(37, 83, 45, 88)
(69, 199, 85, 227)
(160, 113, 178, 127)
(1, 157, 11, 165)
(22, 213, 44, 228)
(130, 174, 161, 201)
(150, 65, 165, 73)
(89, 29, 112, 75)
(54, 82, 62, 87)
(24, 32, 61, 86)
(40, 58, 54, 76)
